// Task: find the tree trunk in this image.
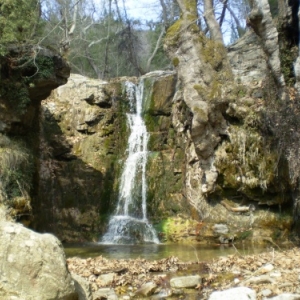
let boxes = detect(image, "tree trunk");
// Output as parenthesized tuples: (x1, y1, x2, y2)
(248, 0, 286, 91)
(203, 0, 224, 43)
(164, 0, 232, 215)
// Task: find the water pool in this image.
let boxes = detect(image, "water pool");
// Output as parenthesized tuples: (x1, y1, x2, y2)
(64, 243, 268, 262)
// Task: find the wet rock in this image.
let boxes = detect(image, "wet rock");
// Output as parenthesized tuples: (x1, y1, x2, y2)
(72, 273, 93, 300)
(142, 70, 176, 116)
(170, 275, 201, 288)
(268, 294, 300, 300)
(208, 287, 256, 300)
(97, 273, 115, 286)
(93, 288, 118, 300)
(0, 221, 77, 300)
(135, 282, 157, 297)
(218, 235, 234, 244)
(172, 288, 184, 295)
(213, 224, 229, 235)
(151, 288, 173, 299)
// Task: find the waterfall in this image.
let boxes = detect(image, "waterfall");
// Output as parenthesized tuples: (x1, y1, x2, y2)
(101, 80, 159, 244)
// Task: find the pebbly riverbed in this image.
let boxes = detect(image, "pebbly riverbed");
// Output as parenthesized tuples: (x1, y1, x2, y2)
(67, 246, 300, 299)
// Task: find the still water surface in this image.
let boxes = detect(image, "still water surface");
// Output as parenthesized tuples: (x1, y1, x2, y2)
(64, 243, 268, 261)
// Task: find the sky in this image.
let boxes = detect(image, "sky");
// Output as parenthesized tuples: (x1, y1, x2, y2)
(92, 0, 237, 44)
(123, 0, 160, 20)
(93, 0, 161, 22)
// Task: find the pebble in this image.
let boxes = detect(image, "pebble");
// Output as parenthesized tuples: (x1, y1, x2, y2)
(270, 270, 282, 277)
(170, 275, 201, 288)
(258, 263, 274, 274)
(213, 224, 229, 235)
(261, 289, 272, 297)
(135, 282, 157, 297)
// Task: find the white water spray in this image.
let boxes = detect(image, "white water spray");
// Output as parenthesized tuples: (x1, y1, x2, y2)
(101, 80, 159, 244)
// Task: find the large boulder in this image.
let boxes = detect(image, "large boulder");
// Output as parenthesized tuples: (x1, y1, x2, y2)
(0, 221, 77, 300)
(208, 287, 256, 300)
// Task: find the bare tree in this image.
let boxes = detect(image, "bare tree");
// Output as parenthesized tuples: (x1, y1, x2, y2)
(203, 0, 224, 43)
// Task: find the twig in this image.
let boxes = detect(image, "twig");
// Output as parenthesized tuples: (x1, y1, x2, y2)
(232, 243, 241, 255)
(190, 245, 200, 263)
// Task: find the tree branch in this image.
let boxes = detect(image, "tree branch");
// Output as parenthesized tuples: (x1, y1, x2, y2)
(203, 0, 224, 43)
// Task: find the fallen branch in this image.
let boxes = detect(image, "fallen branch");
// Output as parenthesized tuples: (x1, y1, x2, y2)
(221, 200, 250, 212)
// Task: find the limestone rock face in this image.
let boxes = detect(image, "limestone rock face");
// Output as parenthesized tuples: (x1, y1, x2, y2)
(227, 32, 268, 84)
(35, 71, 186, 241)
(0, 221, 77, 300)
(159, 0, 298, 242)
(35, 74, 128, 241)
(0, 46, 70, 226)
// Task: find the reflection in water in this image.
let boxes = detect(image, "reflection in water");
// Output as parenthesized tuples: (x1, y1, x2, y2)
(64, 243, 268, 262)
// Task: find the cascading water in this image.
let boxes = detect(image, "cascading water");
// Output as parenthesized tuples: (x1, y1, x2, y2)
(101, 80, 159, 244)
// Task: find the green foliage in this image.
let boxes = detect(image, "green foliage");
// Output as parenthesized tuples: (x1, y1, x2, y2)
(0, 0, 40, 55)
(215, 126, 278, 192)
(237, 230, 253, 240)
(0, 82, 30, 113)
(268, 0, 278, 17)
(165, 19, 182, 48)
(26, 55, 55, 79)
(280, 46, 298, 86)
(0, 134, 33, 203)
(139, 23, 171, 72)
(172, 57, 180, 67)
(0, 54, 55, 113)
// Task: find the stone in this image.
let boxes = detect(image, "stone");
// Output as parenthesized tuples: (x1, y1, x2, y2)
(213, 224, 229, 234)
(219, 235, 234, 244)
(258, 263, 274, 274)
(135, 282, 157, 297)
(93, 288, 118, 300)
(269, 270, 281, 278)
(268, 294, 300, 300)
(72, 273, 93, 300)
(208, 287, 256, 300)
(260, 289, 272, 297)
(170, 275, 201, 288)
(97, 273, 115, 286)
(228, 32, 268, 84)
(152, 288, 172, 299)
(0, 221, 77, 300)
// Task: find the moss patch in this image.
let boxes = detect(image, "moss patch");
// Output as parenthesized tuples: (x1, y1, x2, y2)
(215, 125, 278, 195)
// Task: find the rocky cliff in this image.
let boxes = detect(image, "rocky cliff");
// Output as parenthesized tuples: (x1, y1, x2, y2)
(0, 45, 70, 224)
(1, 7, 299, 245)
(36, 61, 295, 244)
(34, 71, 189, 242)
(0, 46, 81, 300)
